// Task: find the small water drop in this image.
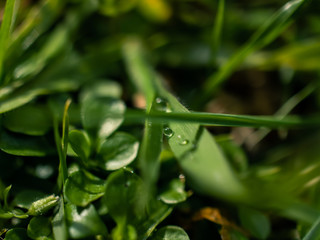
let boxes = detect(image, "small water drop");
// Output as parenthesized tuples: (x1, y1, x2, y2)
(177, 135, 189, 145)
(163, 127, 174, 138)
(155, 97, 168, 111)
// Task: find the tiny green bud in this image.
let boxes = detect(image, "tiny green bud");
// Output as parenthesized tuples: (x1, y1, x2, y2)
(27, 195, 59, 216)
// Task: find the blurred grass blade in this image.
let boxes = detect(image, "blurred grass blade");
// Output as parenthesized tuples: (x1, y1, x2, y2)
(246, 82, 317, 147)
(211, 0, 225, 61)
(0, 0, 20, 83)
(201, 0, 308, 103)
(123, 38, 156, 111)
(303, 215, 320, 240)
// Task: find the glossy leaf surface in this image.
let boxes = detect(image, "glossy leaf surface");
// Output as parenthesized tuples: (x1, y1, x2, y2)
(97, 132, 139, 170)
(64, 170, 106, 207)
(66, 204, 108, 239)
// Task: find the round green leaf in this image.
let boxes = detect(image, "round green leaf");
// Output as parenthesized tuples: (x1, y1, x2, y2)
(4, 228, 29, 240)
(66, 204, 108, 239)
(27, 216, 52, 240)
(98, 132, 139, 170)
(3, 104, 52, 136)
(159, 179, 187, 204)
(150, 226, 190, 240)
(81, 96, 125, 140)
(103, 169, 146, 224)
(64, 170, 106, 207)
(68, 130, 91, 160)
(80, 80, 122, 100)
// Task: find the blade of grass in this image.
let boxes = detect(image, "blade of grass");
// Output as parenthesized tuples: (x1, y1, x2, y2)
(199, 0, 309, 105)
(245, 81, 317, 148)
(52, 99, 71, 190)
(0, 0, 20, 83)
(211, 0, 225, 62)
(122, 109, 320, 129)
(303, 215, 320, 240)
(138, 99, 163, 191)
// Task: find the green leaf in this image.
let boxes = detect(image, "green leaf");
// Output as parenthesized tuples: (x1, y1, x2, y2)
(27, 216, 52, 240)
(52, 198, 68, 240)
(0, 130, 55, 156)
(97, 132, 139, 170)
(80, 80, 122, 100)
(81, 96, 125, 141)
(3, 104, 52, 136)
(14, 190, 48, 209)
(66, 204, 108, 239)
(0, 0, 20, 81)
(159, 179, 187, 205)
(4, 228, 29, 240)
(68, 130, 91, 161)
(104, 169, 172, 240)
(150, 226, 189, 240)
(64, 170, 106, 207)
(238, 206, 270, 239)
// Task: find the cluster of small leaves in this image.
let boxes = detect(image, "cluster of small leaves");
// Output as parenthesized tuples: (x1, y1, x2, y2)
(1, 0, 320, 239)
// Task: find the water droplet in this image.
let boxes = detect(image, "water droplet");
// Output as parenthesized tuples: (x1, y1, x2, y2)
(155, 97, 168, 111)
(177, 135, 189, 145)
(163, 127, 174, 138)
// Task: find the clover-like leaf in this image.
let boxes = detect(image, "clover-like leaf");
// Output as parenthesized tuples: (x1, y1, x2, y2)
(81, 96, 125, 140)
(80, 80, 122, 100)
(0, 130, 55, 156)
(4, 228, 29, 240)
(3, 104, 52, 136)
(159, 179, 187, 205)
(64, 170, 106, 207)
(27, 216, 52, 240)
(150, 226, 190, 240)
(66, 204, 108, 239)
(97, 132, 139, 170)
(103, 169, 172, 239)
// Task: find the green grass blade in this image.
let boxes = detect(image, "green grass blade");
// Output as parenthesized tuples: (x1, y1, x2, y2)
(122, 110, 320, 129)
(200, 0, 309, 104)
(0, 0, 20, 83)
(138, 100, 163, 191)
(303, 215, 320, 240)
(211, 0, 225, 61)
